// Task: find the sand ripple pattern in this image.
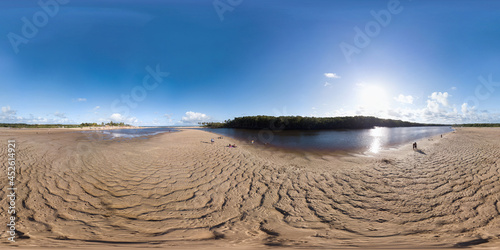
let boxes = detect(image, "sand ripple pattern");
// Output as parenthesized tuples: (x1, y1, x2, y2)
(0, 128, 499, 248)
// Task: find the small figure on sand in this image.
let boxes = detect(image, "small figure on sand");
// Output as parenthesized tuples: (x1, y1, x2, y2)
(228, 144, 237, 148)
(251, 140, 254, 144)
(211, 138, 214, 144)
(441, 134, 442, 138)
(412, 142, 417, 149)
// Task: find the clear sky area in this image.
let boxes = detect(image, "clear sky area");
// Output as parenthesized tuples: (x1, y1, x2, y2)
(1, 0, 500, 125)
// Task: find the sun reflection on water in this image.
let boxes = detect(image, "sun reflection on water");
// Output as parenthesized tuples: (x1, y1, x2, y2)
(369, 127, 385, 153)
(369, 138, 381, 153)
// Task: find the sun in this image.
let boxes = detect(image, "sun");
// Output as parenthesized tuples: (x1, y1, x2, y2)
(358, 85, 389, 112)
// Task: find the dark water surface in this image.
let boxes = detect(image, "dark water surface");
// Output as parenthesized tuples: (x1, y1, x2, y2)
(199, 126, 454, 153)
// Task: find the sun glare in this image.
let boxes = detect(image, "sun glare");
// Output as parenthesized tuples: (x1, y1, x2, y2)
(358, 85, 389, 112)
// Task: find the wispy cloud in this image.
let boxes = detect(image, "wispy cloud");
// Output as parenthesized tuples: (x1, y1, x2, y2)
(394, 94, 414, 104)
(1, 106, 72, 124)
(324, 82, 332, 87)
(54, 111, 67, 118)
(74, 98, 87, 102)
(324, 73, 341, 79)
(93, 106, 100, 110)
(0, 106, 19, 123)
(162, 113, 174, 124)
(1, 106, 16, 116)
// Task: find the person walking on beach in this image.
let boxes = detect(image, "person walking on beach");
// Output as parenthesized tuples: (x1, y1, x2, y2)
(211, 138, 214, 144)
(413, 142, 417, 149)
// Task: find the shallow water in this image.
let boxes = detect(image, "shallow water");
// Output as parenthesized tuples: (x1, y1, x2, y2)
(200, 126, 454, 153)
(82, 127, 179, 139)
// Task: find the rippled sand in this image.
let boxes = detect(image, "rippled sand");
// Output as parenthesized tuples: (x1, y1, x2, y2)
(1, 127, 499, 249)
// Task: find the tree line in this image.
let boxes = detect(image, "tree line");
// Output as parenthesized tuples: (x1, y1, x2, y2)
(201, 116, 449, 130)
(80, 121, 129, 127)
(454, 123, 500, 127)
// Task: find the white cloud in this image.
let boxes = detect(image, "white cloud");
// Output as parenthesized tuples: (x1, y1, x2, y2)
(109, 113, 137, 124)
(324, 82, 332, 87)
(181, 111, 210, 124)
(110, 113, 124, 121)
(451, 86, 457, 90)
(394, 94, 414, 104)
(420, 92, 451, 121)
(429, 92, 449, 106)
(324, 73, 341, 79)
(93, 106, 100, 110)
(461, 103, 468, 114)
(76, 98, 87, 102)
(461, 103, 477, 117)
(426, 99, 440, 113)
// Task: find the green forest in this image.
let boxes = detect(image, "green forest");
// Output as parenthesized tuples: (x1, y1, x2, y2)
(200, 116, 449, 130)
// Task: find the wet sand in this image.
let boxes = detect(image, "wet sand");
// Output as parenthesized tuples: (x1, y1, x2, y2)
(0, 127, 499, 249)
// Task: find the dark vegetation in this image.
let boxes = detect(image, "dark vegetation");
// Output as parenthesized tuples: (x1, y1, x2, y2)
(80, 121, 129, 127)
(200, 116, 450, 130)
(454, 123, 500, 127)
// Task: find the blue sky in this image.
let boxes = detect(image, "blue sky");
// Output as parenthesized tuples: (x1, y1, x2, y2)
(1, 0, 500, 125)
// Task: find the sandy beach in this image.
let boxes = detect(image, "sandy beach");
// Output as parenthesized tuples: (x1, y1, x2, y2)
(0, 127, 499, 249)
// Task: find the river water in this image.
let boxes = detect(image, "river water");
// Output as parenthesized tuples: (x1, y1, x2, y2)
(200, 126, 454, 153)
